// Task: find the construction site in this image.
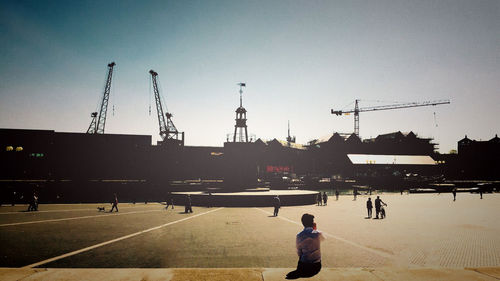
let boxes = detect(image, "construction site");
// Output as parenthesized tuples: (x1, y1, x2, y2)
(1, 62, 499, 205)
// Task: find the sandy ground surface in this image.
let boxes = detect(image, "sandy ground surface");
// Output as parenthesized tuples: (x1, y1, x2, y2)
(0, 192, 499, 268)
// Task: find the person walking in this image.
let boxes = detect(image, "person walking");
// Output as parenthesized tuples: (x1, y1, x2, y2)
(286, 214, 325, 279)
(335, 189, 339, 201)
(11, 191, 16, 206)
(366, 197, 373, 218)
(33, 193, 38, 211)
(322, 192, 328, 206)
(110, 193, 119, 212)
(165, 192, 174, 210)
(316, 193, 322, 206)
(27, 192, 37, 212)
(452, 188, 457, 201)
(184, 194, 193, 213)
(353, 187, 357, 201)
(273, 195, 281, 216)
(374, 196, 386, 219)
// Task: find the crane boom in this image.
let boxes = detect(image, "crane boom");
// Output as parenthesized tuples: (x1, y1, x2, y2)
(149, 70, 184, 146)
(331, 99, 450, 136)
(149, 70, 168, 139)
(86, 62, 116, 134)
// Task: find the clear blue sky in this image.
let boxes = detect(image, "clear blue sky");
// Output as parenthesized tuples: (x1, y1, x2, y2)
(1, 0, 499, 152)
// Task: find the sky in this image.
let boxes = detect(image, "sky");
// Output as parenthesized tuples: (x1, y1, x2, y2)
(1, 0, 499, 153)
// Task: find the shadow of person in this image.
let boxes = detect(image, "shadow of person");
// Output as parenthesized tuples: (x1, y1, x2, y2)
(285, 269, 300, 279)
(286, 269, 320, 279)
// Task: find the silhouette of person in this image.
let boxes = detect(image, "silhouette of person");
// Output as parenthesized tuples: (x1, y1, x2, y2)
(335, 189, 339, 201)
(165, 192, 174, 209)
(286, 213, 325, 279)
(184, 195, 193, 213)
(452, 188, 457, 201)
(12, 191, 16, 206)
(273, 195, 281, 216)
(33, 193, 38, 211)
(27, 192, 37, 211)
(110, 193, 119, 212)
(366, 197, 373, 218)
(479, 188, 483, 199)
(353, 187, 357, 201)
(316, 193, 322, 206)
(374, 196, 386, 219)
(322, 192, 328, 206)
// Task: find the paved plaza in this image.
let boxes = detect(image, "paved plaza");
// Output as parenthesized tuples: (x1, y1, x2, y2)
(1, 192, 499, 280)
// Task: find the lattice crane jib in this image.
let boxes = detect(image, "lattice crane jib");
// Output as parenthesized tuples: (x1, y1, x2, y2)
(149, 70, 167, 140)
(96, 62, 116, 134)
(331, 99, 450, 137)
(86, 62, 116, 134)
(149, 70, 183, 145)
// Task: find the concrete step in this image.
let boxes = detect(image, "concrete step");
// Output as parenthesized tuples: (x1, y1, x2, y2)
(1, 267, 499, 281)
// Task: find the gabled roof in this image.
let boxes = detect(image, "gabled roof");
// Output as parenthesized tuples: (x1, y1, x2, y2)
(458, 135, 473, 145)
(254, 138, 267, 146)
(267, 138, 282, 147)
(489, 134, 500, 143)
(328, 132, 345, 144)
(405, 131, 417, 139)
(345, 133, 362, 144)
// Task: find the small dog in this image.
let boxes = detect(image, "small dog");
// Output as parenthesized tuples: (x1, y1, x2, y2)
(97, 207, 106, 212)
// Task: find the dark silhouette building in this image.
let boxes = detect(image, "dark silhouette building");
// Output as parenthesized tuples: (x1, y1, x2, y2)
(305, 131, 437, 177)
(457, 134, 500, 179)
(3, 127, 496, 203)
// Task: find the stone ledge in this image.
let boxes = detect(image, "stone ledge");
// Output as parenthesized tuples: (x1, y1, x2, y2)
(1, 267, 499, 281)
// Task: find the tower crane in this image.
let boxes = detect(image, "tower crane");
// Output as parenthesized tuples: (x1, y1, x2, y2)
(149, 70, 184, 146)
(86, 62, 116, 134)
(331, 99, 450, 136)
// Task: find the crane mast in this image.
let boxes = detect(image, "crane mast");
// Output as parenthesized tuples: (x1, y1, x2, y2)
(86, 62, 116, 134)
(86, 112, 98, 134)
(331, 99, 450, 136)
(149, 70, 184, 146)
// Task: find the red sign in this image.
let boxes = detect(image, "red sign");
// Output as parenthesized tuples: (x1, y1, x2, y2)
(266, 165, 291, 173)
